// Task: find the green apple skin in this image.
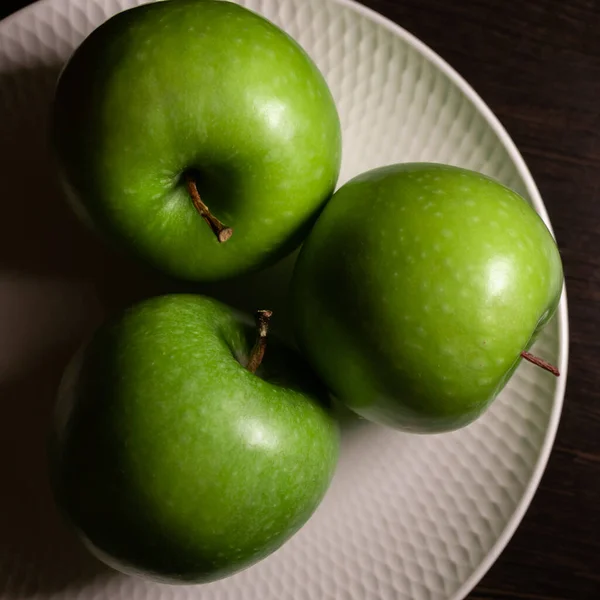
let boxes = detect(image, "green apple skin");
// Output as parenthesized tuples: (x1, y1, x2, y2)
(291, 163, 564, 433)
(52, 0, 341, 282)
(50, 295, 339, 583)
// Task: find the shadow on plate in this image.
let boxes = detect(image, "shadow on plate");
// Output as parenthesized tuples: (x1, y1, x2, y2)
(0, 64, 125, 598)
(0, 352, 115, 598)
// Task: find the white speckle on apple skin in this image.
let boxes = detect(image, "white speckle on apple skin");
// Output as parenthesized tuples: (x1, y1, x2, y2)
(441, 229, 453, 238)
(470, 358, 488, 371)
(465, 199, 476, 206)
(471, 216, 481, 224)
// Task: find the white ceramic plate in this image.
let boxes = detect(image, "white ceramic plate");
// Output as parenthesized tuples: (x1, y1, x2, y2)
(0, 0, 569, 599)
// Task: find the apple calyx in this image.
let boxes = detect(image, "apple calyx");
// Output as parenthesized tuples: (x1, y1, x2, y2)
(185, 173, 233, 243)
(246, 309, 273, 374)
(520, 351, 560, 376)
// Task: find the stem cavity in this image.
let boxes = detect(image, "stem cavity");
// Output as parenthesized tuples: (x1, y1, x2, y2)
(185, 173, 233, 243)
(520, 351, 560, 377)
(246, 310, 273, 374)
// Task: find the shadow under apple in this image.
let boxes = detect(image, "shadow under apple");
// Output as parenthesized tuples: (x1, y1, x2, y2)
(0, 64, 119, 598)
(0, 64, 166, 597)
(0, 352, 115, 598)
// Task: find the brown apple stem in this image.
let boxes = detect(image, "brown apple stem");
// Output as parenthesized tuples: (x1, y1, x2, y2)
(246, 310, 273, 374)
(520, 351, 560, 377)
(185, 173, 233, 243)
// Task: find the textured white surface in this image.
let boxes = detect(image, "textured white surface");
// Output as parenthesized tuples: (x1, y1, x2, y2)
(0, 1, 568, 599)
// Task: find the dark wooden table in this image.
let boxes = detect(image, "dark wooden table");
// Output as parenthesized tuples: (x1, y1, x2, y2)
(2, 0, 599, 598)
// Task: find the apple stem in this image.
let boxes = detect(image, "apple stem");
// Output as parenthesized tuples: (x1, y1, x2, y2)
(246, 310, 273, 374)
(185, 173, 233, 243)
(520, 351, 560, 376)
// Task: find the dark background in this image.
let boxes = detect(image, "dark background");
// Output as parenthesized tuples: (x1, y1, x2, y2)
(1, 0, 599, 598)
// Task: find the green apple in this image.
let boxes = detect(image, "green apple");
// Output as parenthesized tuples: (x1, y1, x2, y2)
(291, 163, 564, 433)
(52, 0, 341, 281)
(50, 295, 339, 583)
